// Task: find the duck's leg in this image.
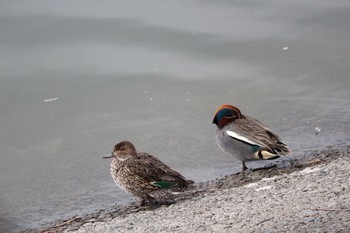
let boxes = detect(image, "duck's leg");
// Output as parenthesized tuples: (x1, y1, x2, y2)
(242, 161, 248, 171)
(140, 199, 147, 206)
(139, 194, 156, 206)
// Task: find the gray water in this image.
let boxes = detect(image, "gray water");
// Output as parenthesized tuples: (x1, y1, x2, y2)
(1, 0, 350, 232)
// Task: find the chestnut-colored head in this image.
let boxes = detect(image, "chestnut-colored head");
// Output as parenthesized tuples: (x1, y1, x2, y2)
(212, 104, 242, 129)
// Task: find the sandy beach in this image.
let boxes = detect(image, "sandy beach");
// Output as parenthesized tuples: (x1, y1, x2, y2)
(35, 146, 350, 233)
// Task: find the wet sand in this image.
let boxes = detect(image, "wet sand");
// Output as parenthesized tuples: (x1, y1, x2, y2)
(33, 145, 350, 233)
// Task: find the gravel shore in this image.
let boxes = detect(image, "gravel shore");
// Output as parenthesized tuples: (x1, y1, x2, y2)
(58, 146, 350, 233)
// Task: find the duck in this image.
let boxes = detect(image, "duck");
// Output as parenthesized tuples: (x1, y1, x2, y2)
(103, 141, 194, 205)
(212, 104, 289, 171)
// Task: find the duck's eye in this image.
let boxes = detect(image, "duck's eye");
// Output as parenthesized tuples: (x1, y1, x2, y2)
(217, 108, 238, 121)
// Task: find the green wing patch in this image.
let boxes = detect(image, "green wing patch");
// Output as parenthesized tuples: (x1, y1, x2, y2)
(151, 181, 175, 189)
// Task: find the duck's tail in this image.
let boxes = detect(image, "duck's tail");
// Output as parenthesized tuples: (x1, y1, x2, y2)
(255, 150, 281, 160)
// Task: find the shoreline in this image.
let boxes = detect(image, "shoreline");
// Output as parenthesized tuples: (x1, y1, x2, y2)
(32, 145, 349, 233)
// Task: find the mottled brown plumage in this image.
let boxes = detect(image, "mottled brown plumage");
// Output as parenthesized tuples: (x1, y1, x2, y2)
(103, 141, 194, 205)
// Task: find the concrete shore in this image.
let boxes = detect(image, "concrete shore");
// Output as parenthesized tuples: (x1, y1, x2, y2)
(54, 146, 350, 233)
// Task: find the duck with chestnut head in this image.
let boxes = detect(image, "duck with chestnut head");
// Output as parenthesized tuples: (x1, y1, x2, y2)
(103, 141, 194, 206)
(212, 104, 289, 171)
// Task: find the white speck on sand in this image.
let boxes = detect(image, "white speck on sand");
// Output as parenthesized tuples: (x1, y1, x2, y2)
(255, 185, 274, 191)
(298, 167, 323, 175)
(245, 183, 258, 188)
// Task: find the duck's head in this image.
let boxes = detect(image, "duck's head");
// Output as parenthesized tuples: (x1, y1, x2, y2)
(212, 104, 242, 129)
(103, 141, 137, 161)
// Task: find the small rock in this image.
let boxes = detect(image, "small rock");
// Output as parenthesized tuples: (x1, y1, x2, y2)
(314, 127, 321, 135)
(304, 217, 316, 222)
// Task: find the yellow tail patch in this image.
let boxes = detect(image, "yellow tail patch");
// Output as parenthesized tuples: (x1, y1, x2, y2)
(256, 150, 280, 160)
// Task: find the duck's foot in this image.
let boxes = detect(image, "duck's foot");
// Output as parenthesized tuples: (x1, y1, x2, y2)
(140, 199, 147, 206)
(238, 169, 253, 180)
(140, 198, 175, 207)
(151, 199, 176, 207)
(238, 162, 253, 178)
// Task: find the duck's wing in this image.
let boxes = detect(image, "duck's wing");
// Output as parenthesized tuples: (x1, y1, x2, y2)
(226, 115, 289, 155)
(126, 153, 193, 189)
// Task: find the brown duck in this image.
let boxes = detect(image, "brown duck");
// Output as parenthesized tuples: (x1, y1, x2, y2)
(103, 141, 194, 205)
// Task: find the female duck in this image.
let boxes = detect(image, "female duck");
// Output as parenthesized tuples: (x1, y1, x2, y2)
(103, 141, 194, 205)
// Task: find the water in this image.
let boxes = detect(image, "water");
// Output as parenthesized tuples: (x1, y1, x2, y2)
(1, 0, 350, 232)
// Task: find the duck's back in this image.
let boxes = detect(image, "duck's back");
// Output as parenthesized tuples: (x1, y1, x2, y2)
(137, 152, 194, 190)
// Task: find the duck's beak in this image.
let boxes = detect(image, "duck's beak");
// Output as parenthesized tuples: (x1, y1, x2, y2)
(102, 153, 115, 159)
(212, 115, 219, 125)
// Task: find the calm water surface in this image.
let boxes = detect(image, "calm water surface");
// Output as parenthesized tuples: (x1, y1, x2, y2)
(1, 0, 350, 232)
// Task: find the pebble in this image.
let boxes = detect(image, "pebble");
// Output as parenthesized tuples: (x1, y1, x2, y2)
(305, 217, 316, 222)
